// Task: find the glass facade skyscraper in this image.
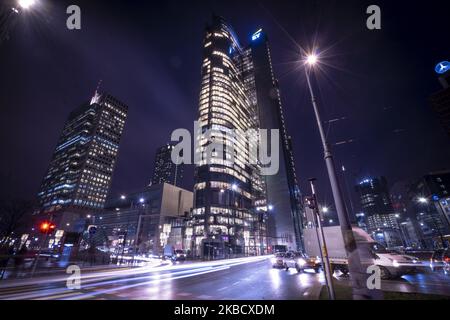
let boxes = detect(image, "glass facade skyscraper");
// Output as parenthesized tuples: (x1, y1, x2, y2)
(37, 91, 128, 216)
(191, 16, 303, 257)
(151, 143, 184, 187)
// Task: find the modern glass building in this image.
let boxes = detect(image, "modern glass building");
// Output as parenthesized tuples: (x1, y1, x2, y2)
(246, 28, 304, 251)
(150, 143, 184, 187)
(355, 177, 402, 248)
(191, 16, 303, 258)
(36, 90, 128, 224)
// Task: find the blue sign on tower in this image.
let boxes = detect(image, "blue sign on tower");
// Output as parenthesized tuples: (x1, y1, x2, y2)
(435, 61, 450, 74)
(251, 28, 263, 41)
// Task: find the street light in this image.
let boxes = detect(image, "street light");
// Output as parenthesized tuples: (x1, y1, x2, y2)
(303, 52, 370, 299)
(18, 0, 36, 9)
(418, 197, 428, 204)
(321, 206, 329, 213)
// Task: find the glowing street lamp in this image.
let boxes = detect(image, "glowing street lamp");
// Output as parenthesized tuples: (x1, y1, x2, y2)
(418, 197, 428, 204)
(303, 51, 369, 299)
(306, 54, 318, 66)
(18, 0, 37, 9)
(321, 206, 329, 213)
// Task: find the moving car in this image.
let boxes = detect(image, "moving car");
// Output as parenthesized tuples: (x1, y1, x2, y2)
(172, 249, 186, 261)
(304, 226, 420, 279)
(430, 248, 450, 273)
(369, 243, 419, 279)
(283, 251, 321, 273)
(271, 252, 286, 268)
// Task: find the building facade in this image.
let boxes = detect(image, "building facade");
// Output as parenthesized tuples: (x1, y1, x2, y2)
(191, 16, 303, 258)
(36, 90, 128, 230)
(355, 177, 402, 248)
(407, 171, 450, 249)
(430, 62, 450, 138)
(150, 143, 184, 187)
(246, 28, 304, 251)
(100, 183, 193, 256)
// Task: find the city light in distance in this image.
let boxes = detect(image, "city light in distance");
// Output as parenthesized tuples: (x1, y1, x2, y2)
(120, 195, 126, 200)
(321, 206, 329, 213)
(268, 204, 274, 211)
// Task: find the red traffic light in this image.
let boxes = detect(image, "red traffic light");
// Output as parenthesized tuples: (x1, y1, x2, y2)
(39, 221, 56, 234)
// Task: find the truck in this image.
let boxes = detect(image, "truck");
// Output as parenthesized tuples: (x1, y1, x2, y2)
(303, 226, 420, 279)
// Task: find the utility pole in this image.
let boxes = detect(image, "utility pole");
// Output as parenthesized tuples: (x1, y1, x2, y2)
(308, 178, 335, 300)
(304, 62, 371, 299)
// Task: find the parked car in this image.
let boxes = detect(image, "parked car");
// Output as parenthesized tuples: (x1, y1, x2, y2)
(430, 248, 450, 273)
(283, 251, 321, 273)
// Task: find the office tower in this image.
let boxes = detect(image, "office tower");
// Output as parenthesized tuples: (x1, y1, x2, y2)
(36, 89, 128, 226)
(245, 28, 304, 251)
(191, 16, 303, 258)
(150, 143, 184, 187)
(355, 177, 402, 248)
(430, 61, 450, 138)
(407, 171, 450, 249)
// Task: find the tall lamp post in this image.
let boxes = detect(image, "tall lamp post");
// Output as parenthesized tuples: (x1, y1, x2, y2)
(303, 54, 371, 299)
(1, 0, 38, 45)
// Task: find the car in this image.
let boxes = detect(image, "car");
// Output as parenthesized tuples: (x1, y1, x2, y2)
(172, 249, 186, 261)
(283, 252, 321, 273)
(430, 248, 450, 273)
(370, 243, 420, 279)
(271, 252, 286, 268)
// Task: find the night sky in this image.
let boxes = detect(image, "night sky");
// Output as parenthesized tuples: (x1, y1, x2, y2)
(1, 0, 449, 214)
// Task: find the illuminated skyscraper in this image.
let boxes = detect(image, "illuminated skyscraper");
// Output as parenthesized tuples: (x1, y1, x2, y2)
(36, 90, 128, 228)
(191, 16, 303, 257)
(151, 143, 184, 187)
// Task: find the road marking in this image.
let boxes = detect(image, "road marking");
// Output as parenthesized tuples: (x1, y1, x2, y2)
(35, 291, 85, 300)
(217, 287, 229, 291)
(177, 292, 192, 296)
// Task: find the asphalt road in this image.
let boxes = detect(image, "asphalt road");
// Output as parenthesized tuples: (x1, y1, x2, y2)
(0, 256, 449, 300)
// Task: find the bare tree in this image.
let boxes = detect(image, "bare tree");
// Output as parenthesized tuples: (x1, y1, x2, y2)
(0, 199, 33, 247)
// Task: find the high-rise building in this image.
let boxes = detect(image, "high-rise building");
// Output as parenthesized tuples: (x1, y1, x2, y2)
(150, 143, 184, 187)
(355, 177, 402, 248)
(430, 61, 450, 138)
(36, 90, 128, 229)
(191, 16, 303, 258)
(246, 28, 304, 251)
(407, 171, 450, 249)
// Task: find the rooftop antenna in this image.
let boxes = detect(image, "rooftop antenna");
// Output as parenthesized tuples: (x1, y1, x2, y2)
(90, 80, 102, 105)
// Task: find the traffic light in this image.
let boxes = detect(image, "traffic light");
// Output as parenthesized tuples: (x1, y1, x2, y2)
(39, 221, 56, 234)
